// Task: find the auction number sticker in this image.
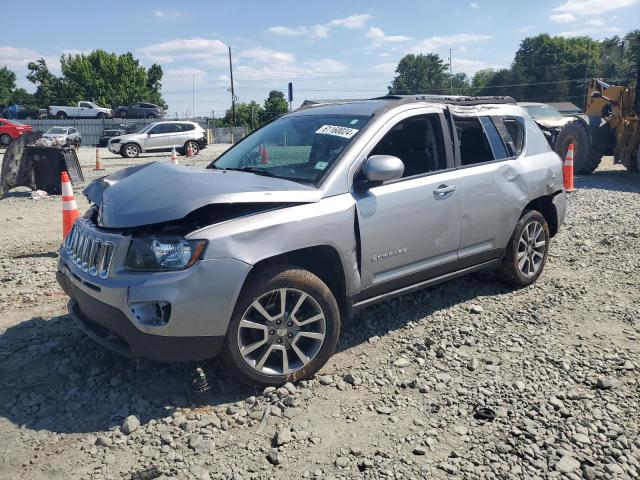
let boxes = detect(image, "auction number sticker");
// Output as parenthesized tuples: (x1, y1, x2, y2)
(315, 124, 359, 139)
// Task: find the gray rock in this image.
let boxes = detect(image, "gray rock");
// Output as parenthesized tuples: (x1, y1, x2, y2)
(267, 450, 283, 465)
(275, 427, 292, 446)
(469, 305, 484, 314)
(121, 415, 140, 435)
(393, 358, 411, 368)
(95, 436, 113, 447)
(412, 447, 427, 455)
(596, 377, 614, 390)
(335, 456, 349, 468)
(556, 455, 580, 473)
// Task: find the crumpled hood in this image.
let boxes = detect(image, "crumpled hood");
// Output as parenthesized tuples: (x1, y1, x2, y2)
(84, 162, 322, 229)
(533, 116, 573, 129)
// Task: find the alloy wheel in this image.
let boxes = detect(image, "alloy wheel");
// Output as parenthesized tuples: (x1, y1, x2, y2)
(237, 288, 326, 376)
(517, 220, 546, 277)
(124, 144, 139, 157)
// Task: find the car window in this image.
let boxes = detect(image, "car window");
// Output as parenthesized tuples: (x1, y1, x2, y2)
(141, 103, 154, 109)
(80, 102, 92, 108)
(213, 114, 371, 184)
(48, 127, 68, 134)
(499, 117, 526, 156)
(455, 116, 504, 166)
(369, 114, 447, 178)
(479, 117, 508, 160)
(0, 121, 4, 126)
(181, 123, 195, 131)
(149, 124, 167, 134)
(163, 123, 180, 133)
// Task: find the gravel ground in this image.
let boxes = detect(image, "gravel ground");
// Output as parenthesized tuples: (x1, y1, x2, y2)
(0, 149, 638, 480)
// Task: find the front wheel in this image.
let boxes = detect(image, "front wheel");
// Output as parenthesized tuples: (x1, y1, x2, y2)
(222, 267, 341, 387)
(183, 141, 200, 156)
(0, 133, 12, 146)
(122, 143, 140, 158)
(498, 210, 550, 288)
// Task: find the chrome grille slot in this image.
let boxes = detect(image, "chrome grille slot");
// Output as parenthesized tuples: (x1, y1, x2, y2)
(65, 220, 118, 278)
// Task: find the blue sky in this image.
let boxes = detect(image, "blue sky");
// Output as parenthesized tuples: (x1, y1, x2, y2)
(2, 0, 639, 116)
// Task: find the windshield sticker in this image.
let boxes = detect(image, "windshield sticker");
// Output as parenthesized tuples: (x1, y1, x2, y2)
(314, 161, 328, 170)
(350, 119, 359, 125)
(315, 125, 359, 139)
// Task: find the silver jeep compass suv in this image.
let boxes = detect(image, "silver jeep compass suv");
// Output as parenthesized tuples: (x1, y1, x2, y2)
(57, 95, 566, 386)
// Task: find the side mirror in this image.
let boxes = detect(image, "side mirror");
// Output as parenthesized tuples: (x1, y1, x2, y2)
(361, 155, 404, 184)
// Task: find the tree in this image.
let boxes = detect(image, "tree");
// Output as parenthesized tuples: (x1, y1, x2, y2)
(0, 66, 16, 105)
(27, 58, 75, 106)
(223, 101, 264, 129)
(471, 68, 497, 93)
(389, 54, 448, 94)
(448, 72, 472, 95)
(261, 90, 289, 123)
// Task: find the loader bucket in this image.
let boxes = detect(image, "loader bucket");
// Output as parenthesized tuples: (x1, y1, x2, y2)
(0, 131, 84, 198)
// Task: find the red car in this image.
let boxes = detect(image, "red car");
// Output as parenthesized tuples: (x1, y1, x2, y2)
(0, 118, 33, 146)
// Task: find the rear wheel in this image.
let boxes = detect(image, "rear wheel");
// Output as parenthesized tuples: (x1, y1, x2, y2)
(555, 120, 601, 174)
(118, 110, 127, 118)
(146, 113, 157, 119)
(122, 143, 140, 158)
(498, 210, 550, 288)
(222, 266, 340, 387)
(0, 133, 12, 146)
(56, 111, 67, 119)
(183, 141, 200, 156)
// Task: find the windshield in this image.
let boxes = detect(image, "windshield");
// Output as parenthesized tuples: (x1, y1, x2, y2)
(523, 105, 565, 121)
(211, 114, 370, 184)
(47, 127, 68, 134)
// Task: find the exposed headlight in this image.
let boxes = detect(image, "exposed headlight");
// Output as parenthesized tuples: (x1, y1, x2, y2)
(125, 238, 206, 271)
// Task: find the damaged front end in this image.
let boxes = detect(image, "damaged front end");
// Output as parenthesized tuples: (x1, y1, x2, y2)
(0, 131, 84, 198)
(83, 161, 322, 232)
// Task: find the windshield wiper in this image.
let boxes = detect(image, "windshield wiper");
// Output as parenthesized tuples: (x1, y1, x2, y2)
(223, 167, 277, 177)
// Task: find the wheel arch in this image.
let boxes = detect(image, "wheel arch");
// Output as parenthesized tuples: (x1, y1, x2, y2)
(523, 194, 558, 237)
(246, 245, 349, 319)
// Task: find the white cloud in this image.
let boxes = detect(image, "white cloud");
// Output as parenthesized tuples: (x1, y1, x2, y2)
(558, 26, 621, 37)
(366, 26, 412, 45)
(549, 13, 576, 23)
(452, 58, 509, 75)
(371, 62, 397, 74)
(268, 13, 371, 39)
(515, 25, 533, 33)
(153, 9, 182, 19)
(164, 67, 207, 82)
(408, 33, 492, 53)
(238, 47, 295, 64)
(236, 58, 347, 80)
(585, 18, 605, 26)
(470, 2, 480, 8)
(553, 0, 639, 16)
(326, 14, 371, 29)
(138, 38, 227, 63)
(0, 45, 41, 69)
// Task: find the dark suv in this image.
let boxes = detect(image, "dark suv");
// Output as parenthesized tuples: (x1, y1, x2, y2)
(115, 103, 165, 119)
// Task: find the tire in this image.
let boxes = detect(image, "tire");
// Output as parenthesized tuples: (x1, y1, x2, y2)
(183, 141, 200, 156)
(554, 120, 601, 174)
(56, 111, 67, 119)
(146, 113, 157, 119)
(0, 133, 12, 146)
(118, 110, 127, 118)
(498, 210, 550, 288)
(122, 143, 140, 158)
(96, 112, 105, 119)
(222, 266, 341, 387)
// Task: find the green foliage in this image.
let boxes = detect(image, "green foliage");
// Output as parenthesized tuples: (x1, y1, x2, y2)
(261, 90, 289, 123)
(0, 66, 16, 105)
(25, 50, 165, 109)
(222, 101, 264, 129)
(389, 54, 448, 94)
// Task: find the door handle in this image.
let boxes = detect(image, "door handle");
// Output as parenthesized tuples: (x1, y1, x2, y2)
(433, 184, 456, 198)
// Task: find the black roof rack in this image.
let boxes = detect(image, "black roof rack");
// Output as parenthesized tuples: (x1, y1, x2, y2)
(371, 94, 517, 106)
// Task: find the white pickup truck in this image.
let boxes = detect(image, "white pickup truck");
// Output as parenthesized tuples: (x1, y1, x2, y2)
(49, 101, 113, 119)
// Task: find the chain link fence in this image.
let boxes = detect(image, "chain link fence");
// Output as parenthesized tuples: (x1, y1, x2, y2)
(17, 119, 247, 146)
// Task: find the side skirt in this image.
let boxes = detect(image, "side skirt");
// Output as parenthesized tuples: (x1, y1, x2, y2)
(351, 258, 499, 312)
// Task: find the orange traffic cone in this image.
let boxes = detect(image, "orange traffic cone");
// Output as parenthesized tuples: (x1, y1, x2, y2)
(259, 144, 269, 164)
(186, 143, 194, 158)
(170, 146, 178, 164)
(563, 144, 575, 192)
(94, 148, 104, 170)
(61, 171, 80, 239)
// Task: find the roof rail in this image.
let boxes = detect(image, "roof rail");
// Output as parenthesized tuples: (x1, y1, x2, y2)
(370, 94, 517, 106)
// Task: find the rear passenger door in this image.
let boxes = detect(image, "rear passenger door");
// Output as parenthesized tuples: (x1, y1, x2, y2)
(452, 114, 526, 267)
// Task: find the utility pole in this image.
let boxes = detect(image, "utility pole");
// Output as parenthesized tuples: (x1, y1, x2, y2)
(250, 103, 255, 130)
(228, 45, 236, 127)
(449, 49, 453, 95)
(192, 75, 195, 120)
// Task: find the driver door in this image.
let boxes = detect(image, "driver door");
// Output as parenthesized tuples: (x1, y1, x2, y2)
(354, 110, 462, 298)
